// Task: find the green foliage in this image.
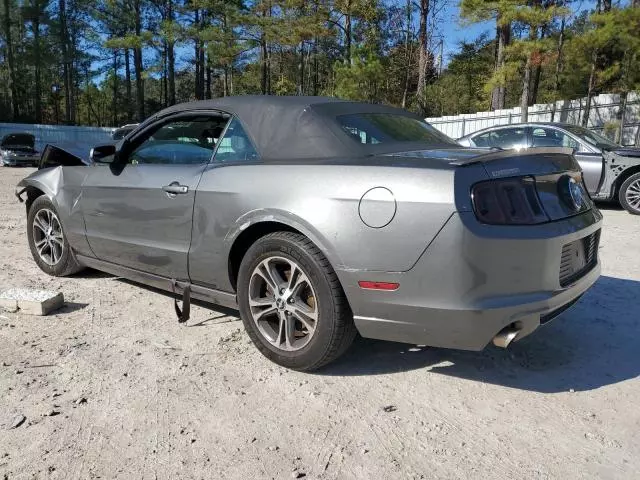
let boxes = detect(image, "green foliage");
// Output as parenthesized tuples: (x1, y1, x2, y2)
(0, 0, 638, 125)
(273, 76, 296, 95)
(560, 3, 640, 102)
(421, 37, 495, 116)
(459, 0, 520, 26)
(332, 51, 385, 102)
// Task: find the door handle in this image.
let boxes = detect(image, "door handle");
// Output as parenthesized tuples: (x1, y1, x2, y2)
(162, 182, 189, 195)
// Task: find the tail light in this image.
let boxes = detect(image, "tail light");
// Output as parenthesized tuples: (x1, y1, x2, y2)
(471, 176, 548, 225)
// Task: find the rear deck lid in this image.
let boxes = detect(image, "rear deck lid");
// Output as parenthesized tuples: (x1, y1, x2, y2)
(380, 146, 592, 222)
(456, 147, 581, 178)
(458, 147, 592, 222)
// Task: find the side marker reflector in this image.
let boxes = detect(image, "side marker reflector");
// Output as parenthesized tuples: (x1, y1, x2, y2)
(358, 281, 400, 291)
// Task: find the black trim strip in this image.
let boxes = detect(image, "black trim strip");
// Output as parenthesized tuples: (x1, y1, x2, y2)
(76, 254, 238, 309)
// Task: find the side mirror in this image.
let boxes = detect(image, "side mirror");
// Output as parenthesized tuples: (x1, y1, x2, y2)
(90, 144, 117, 164)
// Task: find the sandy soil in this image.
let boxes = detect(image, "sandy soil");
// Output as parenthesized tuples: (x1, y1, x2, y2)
(0, 166, 639, 480)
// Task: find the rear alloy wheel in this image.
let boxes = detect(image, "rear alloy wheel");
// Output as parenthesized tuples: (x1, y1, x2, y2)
(619, 172, 640, 215)
(237, 232, 356, 371)
(27, 196, 84, 276)
(248, 256, 319, 352)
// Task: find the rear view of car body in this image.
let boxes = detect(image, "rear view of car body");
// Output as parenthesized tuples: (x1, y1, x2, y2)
(335, 148, 601, 351)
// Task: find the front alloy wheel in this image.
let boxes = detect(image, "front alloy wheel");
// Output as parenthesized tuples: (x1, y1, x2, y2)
(27, 196, 83, 276)
(32, 208, 65, 266)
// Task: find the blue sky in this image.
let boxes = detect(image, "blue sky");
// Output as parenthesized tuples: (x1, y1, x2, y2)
(438, 0, 599, 62)
(95, 0, 602, 84)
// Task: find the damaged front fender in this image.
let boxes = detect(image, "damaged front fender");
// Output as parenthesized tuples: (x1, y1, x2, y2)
(597, 150, 640, 200)
(16, 166, 64, 208)
(16, 162, 94, 257)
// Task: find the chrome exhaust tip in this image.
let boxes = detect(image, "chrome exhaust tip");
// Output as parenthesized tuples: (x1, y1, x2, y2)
(492, 324, 521, 348)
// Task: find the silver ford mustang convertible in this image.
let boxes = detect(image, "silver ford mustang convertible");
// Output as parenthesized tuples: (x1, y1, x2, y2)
(16, 96, 602, 370)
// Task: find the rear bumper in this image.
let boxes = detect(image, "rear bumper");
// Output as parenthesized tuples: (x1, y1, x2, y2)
(338, 208, 602, 350)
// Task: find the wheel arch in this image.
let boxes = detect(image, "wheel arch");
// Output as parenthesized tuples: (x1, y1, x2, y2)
(16, 169, 61, 213)
(614, 165, 640, 198)
(17, 181, 56, 214)
(226, 215, 343, 292)
(24, 185, 47, 211)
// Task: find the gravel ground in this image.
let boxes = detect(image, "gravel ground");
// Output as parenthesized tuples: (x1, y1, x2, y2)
(1, 166, 639, 480)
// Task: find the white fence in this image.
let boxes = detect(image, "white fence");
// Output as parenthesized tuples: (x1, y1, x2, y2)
(426, 92, 640, 146)
(0, 123, 115, 156)
(3, 94, 639, 153)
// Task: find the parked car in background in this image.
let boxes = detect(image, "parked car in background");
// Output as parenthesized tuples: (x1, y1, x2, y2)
(1, 133, 40, 167)
(111, 124, 139, 141)
(16, 97, 601, 370)
(458, 123, 640, 214)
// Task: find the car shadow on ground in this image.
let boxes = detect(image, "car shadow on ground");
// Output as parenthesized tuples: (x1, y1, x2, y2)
(71, 268, 117, 280)
(78, 269, 639, 393)
(114, 277, 241, 323)
(594, 201, 623, 212)
(319, 276, 640, 393)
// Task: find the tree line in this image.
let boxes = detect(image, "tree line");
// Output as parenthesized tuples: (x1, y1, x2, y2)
(0, 0, 638, 133)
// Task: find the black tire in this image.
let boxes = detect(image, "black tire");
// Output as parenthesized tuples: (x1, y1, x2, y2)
(237, 232, 356, 371)
(619, 172, 640, 215)
(27, 196, 84, 276)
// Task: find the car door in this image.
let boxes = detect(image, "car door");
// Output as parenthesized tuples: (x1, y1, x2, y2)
(529, 126, 603, 194)
(81, 113, 229, 279)
(188, 117, 261, 291)
(572, 146, 604, 196)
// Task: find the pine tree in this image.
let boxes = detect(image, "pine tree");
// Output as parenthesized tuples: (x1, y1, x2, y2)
(459, 0, 518, 111)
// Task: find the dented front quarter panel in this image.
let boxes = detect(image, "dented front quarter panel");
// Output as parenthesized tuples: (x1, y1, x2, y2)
(16, 166, 94, 256)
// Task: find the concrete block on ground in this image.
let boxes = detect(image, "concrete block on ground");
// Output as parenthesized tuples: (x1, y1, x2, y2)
(0, 297, 18, 313)
(0, 289, 64, 315)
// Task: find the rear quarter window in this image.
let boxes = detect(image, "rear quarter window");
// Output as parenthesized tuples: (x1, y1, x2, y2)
(336, 113, 456, 146)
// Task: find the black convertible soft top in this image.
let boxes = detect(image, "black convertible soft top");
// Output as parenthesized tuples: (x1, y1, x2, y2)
(147, 96, 458, 160)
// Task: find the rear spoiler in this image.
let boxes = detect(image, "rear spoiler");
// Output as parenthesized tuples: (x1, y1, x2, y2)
(451, 146, 575, 166)
(454, 147, 581, 180)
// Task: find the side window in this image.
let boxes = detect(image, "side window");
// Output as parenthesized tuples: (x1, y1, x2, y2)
(213, 118, 259, 163)
(472, 127, 527, 150)
(341, 125, 379, 144)
(531, 127, 579, 149)
(128, 116, 228, 165)
(471, 131, 493, 147)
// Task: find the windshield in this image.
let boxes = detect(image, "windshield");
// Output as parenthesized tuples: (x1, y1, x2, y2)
(563, 125, 619, 150)
(336, 113, 457, 146)
(1, 133, 35, 148)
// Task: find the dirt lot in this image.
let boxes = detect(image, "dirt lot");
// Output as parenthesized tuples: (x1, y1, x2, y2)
(0, 166, 639, 480)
